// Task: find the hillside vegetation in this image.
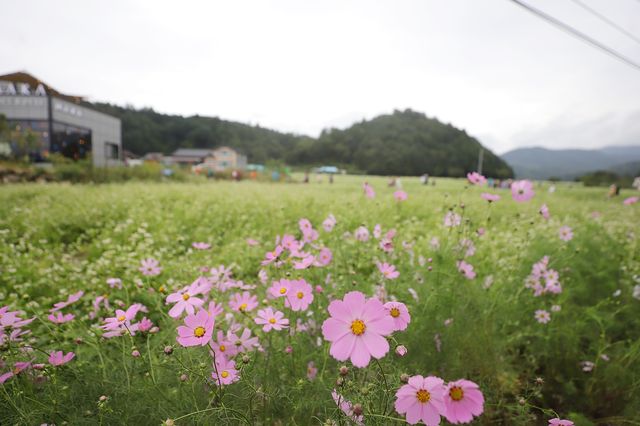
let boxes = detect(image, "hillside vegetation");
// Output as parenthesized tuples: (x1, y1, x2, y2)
(93, 105, 513, 177)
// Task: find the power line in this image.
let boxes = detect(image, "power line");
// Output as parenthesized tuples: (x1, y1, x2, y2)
(568, 0, 640, 46)
(508, 0, 640, 72)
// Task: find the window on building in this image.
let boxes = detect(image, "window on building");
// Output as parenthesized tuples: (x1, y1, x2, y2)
(105, 142, 119, 160)
(51, 122, 92, 161)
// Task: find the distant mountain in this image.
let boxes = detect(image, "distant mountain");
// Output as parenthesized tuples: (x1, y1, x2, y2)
(92, 104, 513, 177)
(501, 146, 640, 179)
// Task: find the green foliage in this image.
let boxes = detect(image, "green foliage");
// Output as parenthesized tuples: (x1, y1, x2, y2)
(0, 177, 637, 425)
(93, 105, 513, 178)
(578, 170, 634, 188)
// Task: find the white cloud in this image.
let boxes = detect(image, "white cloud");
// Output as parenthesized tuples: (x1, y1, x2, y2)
(1, 0, 639, 153)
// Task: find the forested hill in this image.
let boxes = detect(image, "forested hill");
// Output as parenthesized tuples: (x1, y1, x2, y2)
(93, 103, 308, 165)
(93, 104, 513, 178)
(287, 109, 513, 177)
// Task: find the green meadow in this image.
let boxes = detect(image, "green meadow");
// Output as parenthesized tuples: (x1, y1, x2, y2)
(0, 177, 639, 425)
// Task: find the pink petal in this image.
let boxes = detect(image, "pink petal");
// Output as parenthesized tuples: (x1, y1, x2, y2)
(322, 318, 350, 342)
(361, 331, 389, 359)
(329, 333, 356, 361)
(349, 338, 372, 368)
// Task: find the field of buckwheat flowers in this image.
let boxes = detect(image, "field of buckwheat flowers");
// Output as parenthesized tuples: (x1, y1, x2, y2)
(0, 175, 639, 425)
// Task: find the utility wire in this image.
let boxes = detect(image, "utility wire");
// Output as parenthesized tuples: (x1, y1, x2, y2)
(568, 0, 640, 45)
(508, 0, 640, 71)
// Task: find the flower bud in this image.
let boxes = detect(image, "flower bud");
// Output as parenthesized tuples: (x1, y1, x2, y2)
(395, 345, 407, 357)
(164, 346, 173, 355)
(131, 350, 140, 358)
(180, 374, 188, 382)
(400, 373, 410, 383)
(352, 404, 363, 416)
(339, 366, 349, 376)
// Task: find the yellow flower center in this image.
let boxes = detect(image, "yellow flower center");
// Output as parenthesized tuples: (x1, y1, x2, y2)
(193, 326, 206, 337)
(235, 340, 242, 346)
(279, 287, 287, 294)
(182, 293, 190, 301)
(117, 315, 126, 322)
(416, 389, 431, 403)
(297, 291, 304, 299)
(390, 308, 400, 318)
(221, 371, 229, 378)
(219, 345, 226, 352)
(239, 303, 247, 311)
(449, 386, 464, 401)
(350, 319, 366, 336)
(269, 318, 276, 324)
(159, 286, 165, 293)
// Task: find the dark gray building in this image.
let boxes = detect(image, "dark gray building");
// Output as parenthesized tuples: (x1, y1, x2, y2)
(0, 72, 121, 166)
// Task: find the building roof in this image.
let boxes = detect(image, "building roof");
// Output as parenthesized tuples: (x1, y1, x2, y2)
(0, 71, 85, 103)
(172, 148, 216, 157)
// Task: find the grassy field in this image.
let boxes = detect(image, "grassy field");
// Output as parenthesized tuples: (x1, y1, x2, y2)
(0, 176, 639, 425)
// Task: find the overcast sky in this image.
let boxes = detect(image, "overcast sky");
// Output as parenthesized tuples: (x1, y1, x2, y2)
(1, 0, 639, 154)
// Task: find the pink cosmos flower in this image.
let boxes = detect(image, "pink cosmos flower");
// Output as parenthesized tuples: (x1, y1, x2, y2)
(379, 237, 394, 253)
(511, 180, 535, 202)
(384, 301, 411, 331)
(293, 254, 315, 270)
(549, 419, 574, 426)
(254, 307, 289, 332)
(176, 309, 215, 347)
(315, 247, 333, 266)
(192, 242, 211, 250)
(165, 278, 211, 318)
(307, 361, 318, 380)
(623, 196, 638, 205)
(229, 291, 258, 312)
(48, 351, 75, 367)
(48, 312, 75, 324)
(50, 290, 84, 313)
(377, 262, 400, 280)
(210, 330, 239, 358)
(246, 238, 259, 246)
(354, 226, 370, 242)
(227, 328, 259, 352)
(394, 190, 408, 202)
(444, 211, 461, 227)
(395, 375, 447, 425)
(281, 234, 301, 253)
(539, 204, 550, 219)
(395, 345, 408, 357)
(535, 309, 551, 324)
(101, 305, 140, 336)
(139, 258, 162, 276)
(481, 193, 500, 203)
(443, 379, 484, 424)
(457, 261, 476, 280)
(269, 279, 291, 299)
(136, 317, 154, 332)
(285, 279, 314, 312)
(261, 245, 284, 266)
(321, 291, 395, 368)
(207, 301, 224, 317)
(211, 354, 239, 386)
(467, 172, 487, 186)
(106, 278, 122, 289)
(332, 389, 365, 425)
(373, 224, 382, 239)
(322, 214, 337, 232)
(559, 226, 573, 242)
(363, 182, 375, 199)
